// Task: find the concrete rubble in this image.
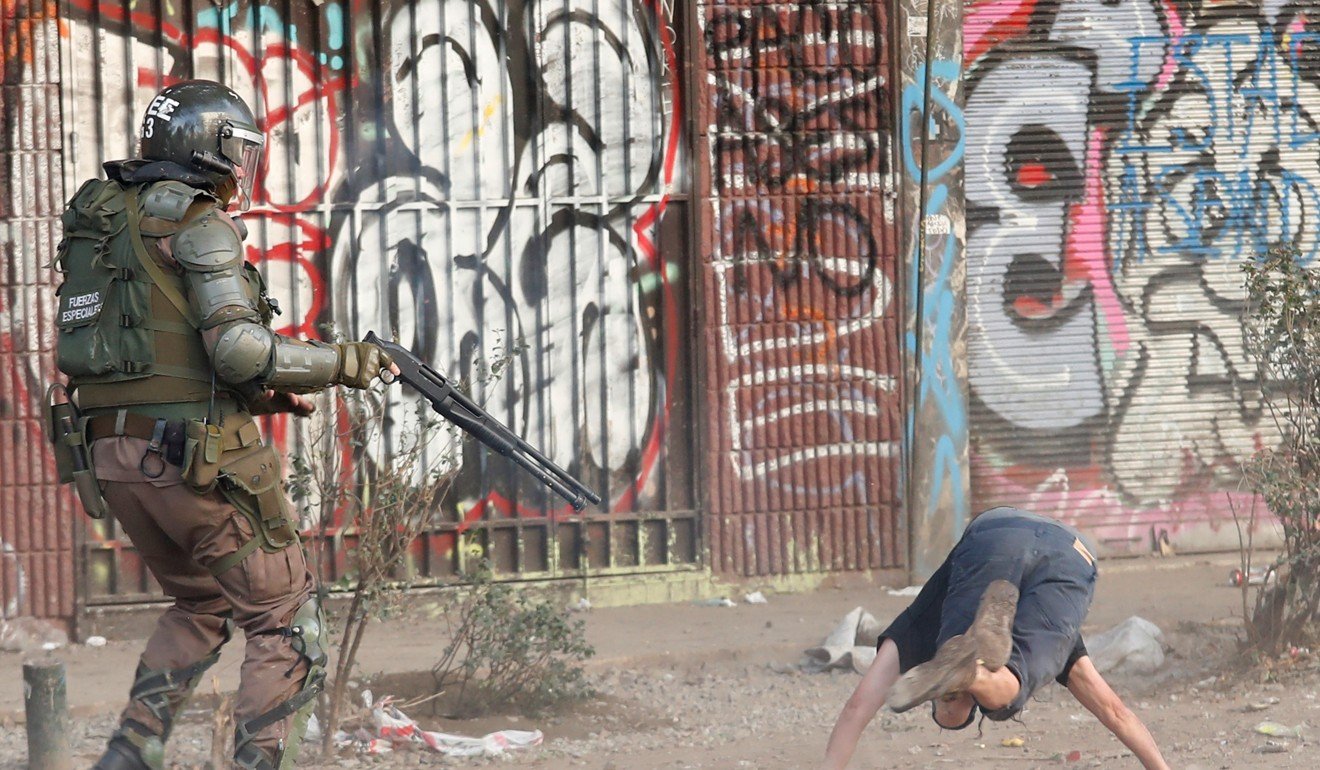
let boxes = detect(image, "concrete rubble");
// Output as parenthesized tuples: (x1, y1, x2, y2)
(1088, 615, 1167, 675)
(801, 606, 884, 675)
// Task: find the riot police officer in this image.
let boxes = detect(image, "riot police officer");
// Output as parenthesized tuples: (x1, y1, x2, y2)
(51, 80, 392, 770)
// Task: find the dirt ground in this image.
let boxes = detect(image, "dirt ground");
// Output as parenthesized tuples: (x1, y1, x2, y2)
(1, 555, 1318, 769)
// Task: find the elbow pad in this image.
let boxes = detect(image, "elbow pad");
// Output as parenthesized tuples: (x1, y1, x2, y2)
(213, 322, 275, 384)
(212, 325, 340, 391)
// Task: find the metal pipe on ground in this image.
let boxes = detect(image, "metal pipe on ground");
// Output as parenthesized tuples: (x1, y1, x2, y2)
(23, 660, 71, 770)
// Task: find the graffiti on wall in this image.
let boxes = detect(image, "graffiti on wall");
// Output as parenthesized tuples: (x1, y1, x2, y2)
(329, 0, 682, 516)
(0, 0, 77, 618)
(32, 0, 686, 593)
(902, 48, 970, 571)
(701, 1, 903, 571)
(964, 0, 1315, 546)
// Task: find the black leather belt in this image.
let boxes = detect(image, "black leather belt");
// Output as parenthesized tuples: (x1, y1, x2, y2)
(86, 412, 188, 472)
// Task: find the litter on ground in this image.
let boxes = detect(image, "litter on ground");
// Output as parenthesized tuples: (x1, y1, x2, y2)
(330, 693, 543, 758)
(885, 585, 923, 597)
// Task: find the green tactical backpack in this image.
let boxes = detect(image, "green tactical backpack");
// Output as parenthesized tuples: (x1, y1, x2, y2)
(53, 179, 222, 408)
(53, 179, 155, 381)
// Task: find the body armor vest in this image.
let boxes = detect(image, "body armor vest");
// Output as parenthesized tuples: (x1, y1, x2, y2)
(54, 179, 243, 411)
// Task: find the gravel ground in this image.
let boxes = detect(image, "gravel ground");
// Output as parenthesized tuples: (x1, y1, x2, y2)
(3, 639, 1319, 769)
(0, 661, 863, 769)
(3, 558, 1318, 768)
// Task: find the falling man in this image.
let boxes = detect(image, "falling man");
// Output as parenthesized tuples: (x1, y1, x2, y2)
(823, 507, 1170, 769)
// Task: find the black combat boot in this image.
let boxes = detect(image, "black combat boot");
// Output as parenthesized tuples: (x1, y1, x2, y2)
(91, 725, 161, 770)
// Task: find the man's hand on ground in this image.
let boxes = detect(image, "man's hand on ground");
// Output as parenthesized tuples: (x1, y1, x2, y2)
(823, 639, 903, 769)
(1066, 656, 1170, 770)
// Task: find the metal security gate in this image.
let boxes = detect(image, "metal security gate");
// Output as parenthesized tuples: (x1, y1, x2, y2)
(59, 0, 697, 605)
(694, 2, 906, 575)
(963, 0, 1304, 553)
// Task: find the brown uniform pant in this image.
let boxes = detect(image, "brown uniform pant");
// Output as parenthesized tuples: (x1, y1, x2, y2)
(94, 436, 313, 757)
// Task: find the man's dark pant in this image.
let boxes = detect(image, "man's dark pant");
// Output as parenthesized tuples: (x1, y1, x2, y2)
(880, 510, 1097, 720)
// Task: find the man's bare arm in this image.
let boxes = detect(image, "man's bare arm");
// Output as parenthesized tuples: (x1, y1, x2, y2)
(1065, 655, 1169, 769)
(822, 639, 901, 769)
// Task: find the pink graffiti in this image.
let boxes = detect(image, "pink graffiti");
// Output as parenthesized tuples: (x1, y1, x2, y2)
(972, 453, 1262, 552)
(1153, 0, 1185, 94)
(966, 0, 1039, 63)
(1067, 127, 1129, 355)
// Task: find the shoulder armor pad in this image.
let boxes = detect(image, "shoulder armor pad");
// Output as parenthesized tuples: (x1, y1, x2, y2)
(173, 214, 244, 272)
(142, 181, 214, 222)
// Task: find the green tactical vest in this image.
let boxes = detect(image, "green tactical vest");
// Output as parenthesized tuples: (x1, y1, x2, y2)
(53, 179, 256, 412)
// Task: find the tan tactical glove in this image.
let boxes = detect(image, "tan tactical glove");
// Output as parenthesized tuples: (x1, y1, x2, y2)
(333, 342, 394, 389)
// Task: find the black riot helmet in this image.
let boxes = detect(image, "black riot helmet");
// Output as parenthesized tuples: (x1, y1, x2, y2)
(139, 80, 264, 210)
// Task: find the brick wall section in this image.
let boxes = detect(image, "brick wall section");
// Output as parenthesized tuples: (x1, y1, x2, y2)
(0, 0, 75, 621)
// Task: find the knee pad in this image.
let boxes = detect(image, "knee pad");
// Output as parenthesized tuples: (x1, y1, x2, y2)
(288, 593, 328, 674)
(233, 596, 328, 770)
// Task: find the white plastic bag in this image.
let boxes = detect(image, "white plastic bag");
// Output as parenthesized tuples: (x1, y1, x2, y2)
(365, 696, 544, 757)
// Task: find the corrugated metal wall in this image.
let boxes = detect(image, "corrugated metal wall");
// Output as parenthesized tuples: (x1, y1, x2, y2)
(696, 2, 905, 575)
(45, 0, 696, 608)
(963, 0, 1307, 552)
(1, 1, 76, 621)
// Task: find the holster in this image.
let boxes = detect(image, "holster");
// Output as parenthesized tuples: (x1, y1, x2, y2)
(182, 415, 297, 553)
(217, 444, 299, 552)
(43, 384, 108, 519)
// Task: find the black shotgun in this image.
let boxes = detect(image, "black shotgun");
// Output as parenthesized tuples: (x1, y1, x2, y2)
(364, 331, 602, 511)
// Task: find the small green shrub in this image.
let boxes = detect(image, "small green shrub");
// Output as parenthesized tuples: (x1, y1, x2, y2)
(432, 561, 595, 715)
(1239, 245, 1320, 653)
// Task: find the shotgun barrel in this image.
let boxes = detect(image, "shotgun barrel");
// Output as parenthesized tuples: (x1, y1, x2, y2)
(364, 331, 602, 511)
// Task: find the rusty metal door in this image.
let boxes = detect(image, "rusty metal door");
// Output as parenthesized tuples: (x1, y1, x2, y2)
(695, 2, 905, 575)
(59, 0, 696, 605)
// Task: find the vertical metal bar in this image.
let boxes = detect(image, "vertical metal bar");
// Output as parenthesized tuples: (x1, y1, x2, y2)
(460, 0, 489, 534)
(559, 3, 583, 519)
(151, 0, 163, 92)
(434, 0, 460, 522)
(682, 0, 708, 568)
(495, 4, 516, 518)
(277, 0, 295, 350)
(587, 0, 612, 519)
(495, 0, 524, 530)
(182, 0, 195, 76)
(620, 1, 639, 512)
(115, 0, 133, 155)
(530, 2, 550, 519)
(24, 661, 71, 770)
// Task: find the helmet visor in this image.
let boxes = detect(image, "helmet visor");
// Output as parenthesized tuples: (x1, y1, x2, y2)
(220, 124, 264, 211)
